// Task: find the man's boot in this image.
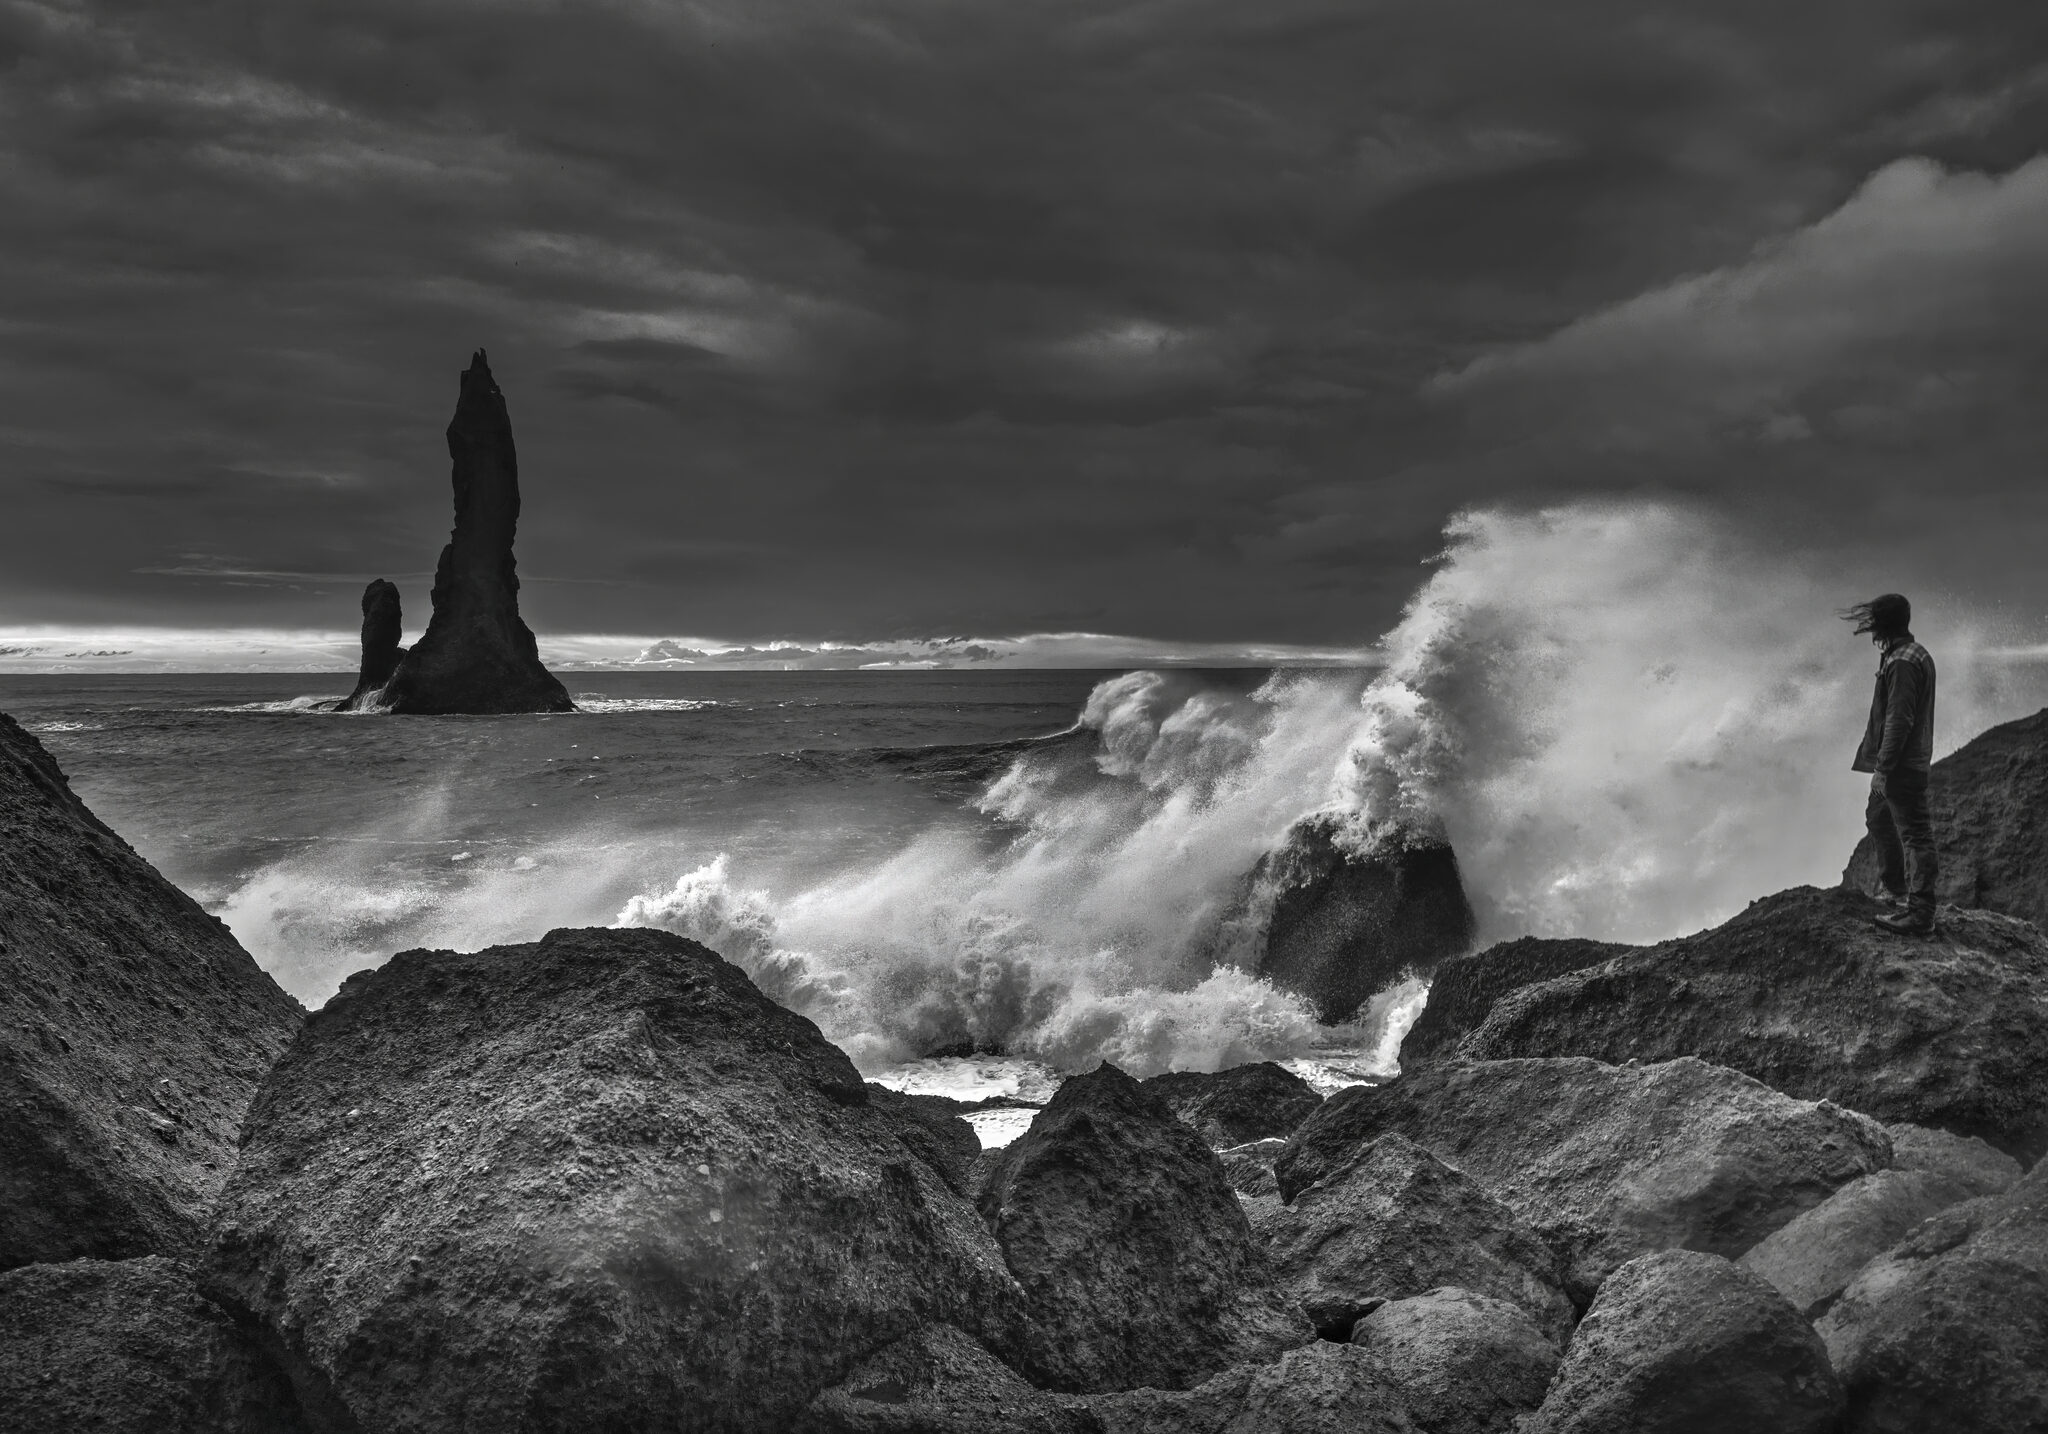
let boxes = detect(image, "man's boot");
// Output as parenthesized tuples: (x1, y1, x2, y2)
(1875, 904, 1935, 936)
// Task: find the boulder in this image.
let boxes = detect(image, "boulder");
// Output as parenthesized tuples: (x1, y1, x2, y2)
(1521, 1249, 1843, 1434)
(1218, 813, 1476, 1023)
(1349, 1287, 1560, 1434)
(807, 1323, 1101, 1434)
(1257, 1132, 1574, 1345)
(203, 926, 1027, 1434)
(1843, 705, 2048, 929)
(975, 1063, 1311, 1393)
(340, 578, 406, 710)
(1737, 1167, 1987, 1317)
(1398, 936, 1633, 1068)
(0, 1255, 308, 1433)
(1884, 1121, 2022, 1197)
(0, 712, 302, 1270)
(1461, 886, 2048, 1161)
(866, 1083, 983, 1195)
(1140, 1061, 1323, 1146)
(1085, 1342, 1418, 1434)
(1218, 1138, 1287, 1198)
(377, 350, 575, 714)
(1816, 1156, 2048, 1433)
(1275, 1057, 1891, 1302)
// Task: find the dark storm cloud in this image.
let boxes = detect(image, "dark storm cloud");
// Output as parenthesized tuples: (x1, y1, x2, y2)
(1, 0, 2046, 643)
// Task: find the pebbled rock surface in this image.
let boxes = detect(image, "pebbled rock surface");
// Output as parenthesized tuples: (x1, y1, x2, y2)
(1218, 814, 1476, 1023)
(378, 350, 575, 715)
(203, 926, 1027, 1434)
(1843, 705, 2048, 929)
(1086, 1342, 1419, 1434)
(341, 578, 406, 710)
(0, 712, 302, 1271)
(1276, 1057, 1891, 1302)
(807, 1323, 1102, 1434)
(1140, 1061, 1323, 1147)
(1461, 886, 2048, 1161)
(975, 1063, 1312, 1393)
(1398, 936, 1633, 1068)
(1737, 1167, 1987, 1317)
(1817, 1155, 2048, 1434)
(0, 1255, 308, 1433)
(1257, 1132, 1574, 1345)
(1884, 1120, 2022, 1197)
(1349, 1286, 1560, 1434)
(1521, 1249, 1843, 1434)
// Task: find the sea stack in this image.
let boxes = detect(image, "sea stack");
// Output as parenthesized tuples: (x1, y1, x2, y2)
(377, 350, 574, 715)
(340, 579, 406, 710)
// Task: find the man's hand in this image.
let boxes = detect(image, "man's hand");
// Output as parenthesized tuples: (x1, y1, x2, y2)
(1871, 772, 1888, 798)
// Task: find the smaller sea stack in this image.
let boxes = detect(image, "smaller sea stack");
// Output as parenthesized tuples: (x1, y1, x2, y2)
(340, 579, 405, 711)
(378, 350, 574, 715)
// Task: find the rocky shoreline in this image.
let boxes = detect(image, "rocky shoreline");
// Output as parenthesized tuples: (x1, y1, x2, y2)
(3, 706, 2046, 1432)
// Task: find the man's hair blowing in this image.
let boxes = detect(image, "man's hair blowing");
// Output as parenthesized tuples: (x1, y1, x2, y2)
(1842, 592, 1912, 639)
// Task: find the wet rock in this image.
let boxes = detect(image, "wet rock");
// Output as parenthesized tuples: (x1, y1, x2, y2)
(1086, 1342, 1419, 1434)
(1737, 1167, 1986, 1317)
(1218, 1137, 1287, 1198)
(1258, 1132, 1574, 1345)
(975, 1063, 1312, 1393)
(1276, 1057, 1890, 1302)
(0, 1255, 308, 1433)
(204, 926, 1027, 1434)
(1521, 1249, 1843, 1434)
(1844, 705, 2048, 930)
(1349, 1287, 1560, 1434)
(1140, 1062, 1324, 1146)
(1461, 886, 2048, 1161)
(0, 713, 302, 1270)
(1816, 1156, 2048, 1434)
(340, 578, 406, 710)
(1884, 1121, 2022, 1197)
(1222, 814, 1476, 1023)
(1398, 936, 1634, 1068)
(807, 1323, 1102, 1434)
(378, 350, 575, 714)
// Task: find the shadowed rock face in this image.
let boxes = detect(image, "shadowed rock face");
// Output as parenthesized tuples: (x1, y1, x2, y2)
(1400, 935, 1636, 1068)
(379, 350, 574, 715)
(341, 579, 406, 710)
(1140, 1062, 1324, 1147)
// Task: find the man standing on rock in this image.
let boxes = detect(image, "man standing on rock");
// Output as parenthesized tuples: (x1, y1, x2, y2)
(1846, 593, 1938, 935)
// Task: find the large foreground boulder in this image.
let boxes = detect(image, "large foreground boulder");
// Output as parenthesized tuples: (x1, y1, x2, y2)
(1461, 886, 2048, 1161)
(1398, 936, 1634, 1068)
(1255, 1132, 1574, 1345)
(1219, 814, 1476, 1023)
(1843, 705, 2048, 929)
(340, 578, 407, 710)
(1140, 1061, 1323, 1146)
(0, 713, 302, 1270)
(1349, 1287, 1560, 1434)
(1276, 1057, 1891, 1301)
(203, 926, 1027, 1434)
(377, 350, 575, 715)
(0, 1256, 308, 1433)
(1816, 1155, 2048, 1433)
(1522, 1250, 1843, 1434)
(975, 1064, 1311, 1393)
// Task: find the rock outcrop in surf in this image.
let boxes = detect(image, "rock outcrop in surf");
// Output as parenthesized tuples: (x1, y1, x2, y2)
(376, 350, 574, 715)
(0, 712, 302, 1271)
(340, 578, 406, 710)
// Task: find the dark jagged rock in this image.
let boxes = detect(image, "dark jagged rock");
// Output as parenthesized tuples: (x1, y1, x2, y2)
(1219, 1137, 1288, 1198)
(1399, 936, 1635, 1068)
(1257, 1132, 1574, 1346)
(807, 1324, 1103, 1434)
(1844, 705, 2048, 929)
(1219, 814, 1476, 1024)
(340, 578, 406, 710)
(1349, 1287, 1561, 1434)
(1084, 1342, 1419, 1434)
(377, 350, 575, 715)
(203, 926, 1027, 1434)
(1521, 1250, 1844, 1434)
(1459, 886, 2048, 1160)
(0, 713, 302, 1271)
(1737, 1167, 1989, 1318)
(974, 1063, 1312, 1393)
(866, 1083, 983, 1196)
(0, 1256, 310, 1433)
(1884, 1121, 2024, 1197)
(1140, 1061, 1324, 1147)
(1817, 1155, 2048, 1434)
(1275, 1057, 1890, 1303)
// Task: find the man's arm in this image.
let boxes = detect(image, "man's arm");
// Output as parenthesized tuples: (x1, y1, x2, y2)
(1873, 657, 1925, 774)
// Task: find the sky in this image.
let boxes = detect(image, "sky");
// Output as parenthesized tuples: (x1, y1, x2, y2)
(4, 0, 2048, 662)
